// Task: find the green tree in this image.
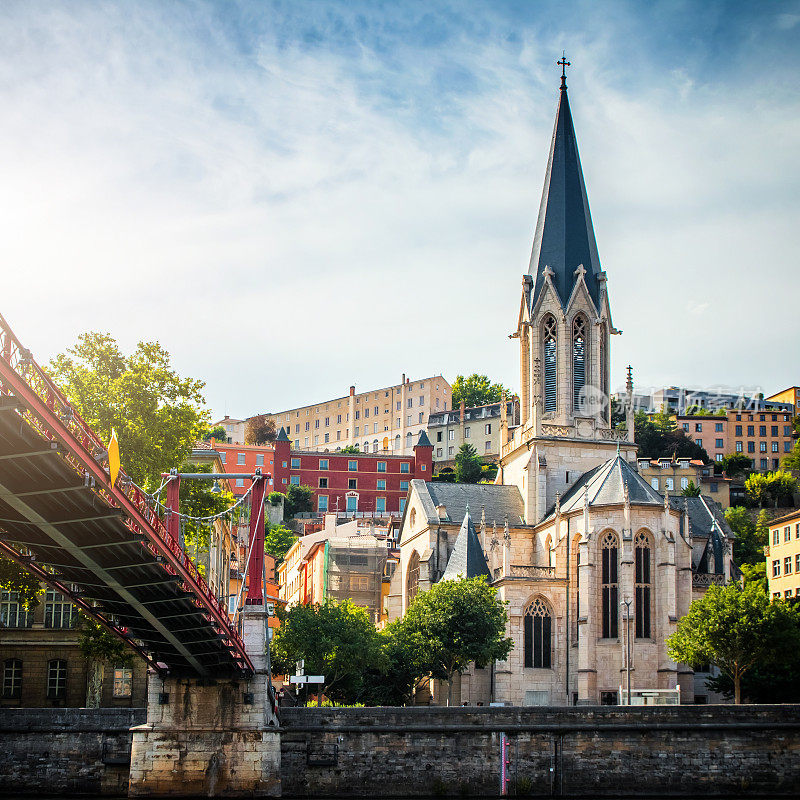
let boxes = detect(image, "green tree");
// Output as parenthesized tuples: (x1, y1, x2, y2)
(177, 463, 236, 571)
(202, 425, 227, 442)
(451, 374, 508, 409)
(719, 453, 752, 478)
(339, 445, 360, 454)
(667, 582, 800, 703)
(264, 522, 298, 562)
(272, 599, 383, 703)
(681, 480, 701, 497)
(245, 414, 276, 446)
(454, 443, 482, 484)
(744, 472, 770, 507)
(284, 484, 315, 517)
(725, 506, 766, 567)
(400, 576, 513, 705)
(782, 439, 800, 471)
(0, 556, 41, 608)
(49, 332, 207, 487)
(739, 562, 767, 593)
(745, 471, 797, 508)
(633, 410, 709, 462)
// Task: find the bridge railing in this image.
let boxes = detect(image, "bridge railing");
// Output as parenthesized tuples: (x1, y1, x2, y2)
(0, 313, 250, 671)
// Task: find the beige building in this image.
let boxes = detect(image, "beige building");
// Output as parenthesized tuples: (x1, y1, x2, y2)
(212, 415, 246, 445)
(766, 508, 800, 600)
(266, 374, 451, 456)
(638, 457, 732, 508)
(388, 75, 735, 706)
(766, 386, 800, 415)
(427, 400, 520, 465)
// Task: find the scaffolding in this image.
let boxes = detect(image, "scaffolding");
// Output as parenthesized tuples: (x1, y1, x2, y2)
(324, 530, 388, 624)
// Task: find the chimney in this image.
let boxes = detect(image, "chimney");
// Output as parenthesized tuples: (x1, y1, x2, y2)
(350, 385, 355, 397)
(402, 373, 406, 385)
(459, 400, 465, 424)
(436, 504, 447, 521)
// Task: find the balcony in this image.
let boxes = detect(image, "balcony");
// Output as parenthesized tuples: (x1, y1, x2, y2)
(692, 572, 726, 588)
(493, 565, 556, 581)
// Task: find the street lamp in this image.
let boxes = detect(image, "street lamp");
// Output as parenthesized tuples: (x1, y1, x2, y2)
(621, 597, 633, 705)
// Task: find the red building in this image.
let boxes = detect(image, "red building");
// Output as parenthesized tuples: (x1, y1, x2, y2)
(273, 428, 433, 515)
(210, 440, 275, 496)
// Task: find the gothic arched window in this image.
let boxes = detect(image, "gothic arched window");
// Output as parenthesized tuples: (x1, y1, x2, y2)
(599, 322, 608, 408)
(572, 316, 587, 411)
(524, 597, 552, 668)
(394, 434, 401, 451)
(635, 531, 652, 639)
(542, 315, 557, 413)
(406, 551, 420, 606)
(600, 531, 619, 639)
(406, 432, 413, 449)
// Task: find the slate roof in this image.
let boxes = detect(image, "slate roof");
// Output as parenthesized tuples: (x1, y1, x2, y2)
(440, 511, 491, 581)
(275, 427, 290, 442)
(423, 482, 526, 526)
(542, 456, 664, 522)
(529, 82, 603, 312)
(416, 430, 433, 447)
(669, 495, 736, 574)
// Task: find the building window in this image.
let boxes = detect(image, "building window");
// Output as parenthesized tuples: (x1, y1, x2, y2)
(400, 480, 409, 491)
(346, 494, 358, 512)
(319, 459, 329, 470)
(695, 423, 702, 432)
(400, 498, 406, 513)
(715, 439, 723, 448)
(376, 497, 386, 513)
(400, 462, 410, 473)
(773, 560, 780, 577)
(448, 446, 454, 456)
(772, 442, 779, 452)
(2, 659, 22, 699)
(735, 425, 742, 436)
(290, 476, 300, 486)
(773, 529, 780, 545)
(407, 552, 420, 606)
(785, 526, 791, 543)
(715, 453, 724, 462)
(377, 462, 386, 473)
(236, 478, 244, 487)
(47, 659, 67, 700)
(436, 447, 443, 457)
(572, 315, 587, 410)
(237, 452, 245, 465)
(759, 425, 766, 436)
(543, 314, 557, 413)
(748, 442, 755, 453)
(736, 441, 743, 452)
(348, 478, 357, 490)
(485, 441, 492, 452)
(760, 458, 768, 469)
(44, 590, 77, 629)
(464, 426, 470, 438)
(785, 556, 792, 575)
(695, 439, 702, 447)
(760, 442, 767, 453)
(219, 451, 226, 463)
(485, 423, 492, 435)
(318, 478, 328, 488)
(665, 478, 674, 491)
(680, 477, 689, 490)
(601, 532, 619, 639)
(256, 453, 264, 467)
(112, 667, 133, 698)
(291, 457, 300, 469)
(715, 422, 724, 432)
(0, 592, 32, 628)
(348, 460, 358, 472)
(318, 495, 328, 512)
(682, 423, 689, 432)
(377, 479, 386, 490)
(634, 532, 651, 639)
(650, 478, 659, 490)
(523, 597, 552, 669)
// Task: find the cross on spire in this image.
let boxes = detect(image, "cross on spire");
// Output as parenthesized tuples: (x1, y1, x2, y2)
(558, 51, 570, 90)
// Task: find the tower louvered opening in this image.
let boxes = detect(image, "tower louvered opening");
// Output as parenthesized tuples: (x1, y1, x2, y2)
(572, 316, 587, 411)
(543, 315, 557, 413)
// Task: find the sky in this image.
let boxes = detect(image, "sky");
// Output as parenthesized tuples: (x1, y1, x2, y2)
(1, 0, 799, 421)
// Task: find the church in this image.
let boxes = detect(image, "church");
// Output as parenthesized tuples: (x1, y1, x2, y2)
(387, 66, 736, 706)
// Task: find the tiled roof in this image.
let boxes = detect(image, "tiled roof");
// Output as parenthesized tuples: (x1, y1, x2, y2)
(542, 456, 664, 522)
(424, 482, 526, 526)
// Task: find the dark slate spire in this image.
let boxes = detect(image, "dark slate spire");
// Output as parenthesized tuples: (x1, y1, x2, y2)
(440, 510, 491, 581)
(275, 427, 290, 442)
(415, 430, 433, 448)
(529, 70, 602, 311)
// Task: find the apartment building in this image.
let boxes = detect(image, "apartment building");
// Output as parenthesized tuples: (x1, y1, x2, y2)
(637, 457, 732, 508)
(675, 408, 795, 470)
(212, 415, 246, 445)
(266, 374, 451, 456)
(767, 386, 800, 415)
(427, 400, 519, 465)
(209, 440, 275, 497)
(766, 509, 800, 600)
(273, 428, 433, 516)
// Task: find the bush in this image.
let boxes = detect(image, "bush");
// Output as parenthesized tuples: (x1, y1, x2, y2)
(268, 491, 285, 507)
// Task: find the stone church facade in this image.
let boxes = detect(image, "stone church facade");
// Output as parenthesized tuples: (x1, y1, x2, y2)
(387, 71, 735, 706)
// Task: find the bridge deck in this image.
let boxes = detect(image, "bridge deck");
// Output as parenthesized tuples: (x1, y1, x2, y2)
(0, 315, 253, 678)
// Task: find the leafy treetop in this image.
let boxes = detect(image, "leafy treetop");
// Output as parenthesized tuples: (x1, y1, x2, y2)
(245, 414, 276, 446)
(633, 409, 710, 462)
(451, 374, 509, 409)
(48, 332, 208, 487)
(454, 443, 482, 484)
(667, 581, 800, 703)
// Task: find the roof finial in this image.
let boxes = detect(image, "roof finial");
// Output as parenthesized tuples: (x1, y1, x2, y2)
(558, 51, 570, 90)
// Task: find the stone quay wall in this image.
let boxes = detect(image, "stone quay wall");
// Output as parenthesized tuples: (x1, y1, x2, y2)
(280, 705, 800, 798)
(0, 707, 145, 796)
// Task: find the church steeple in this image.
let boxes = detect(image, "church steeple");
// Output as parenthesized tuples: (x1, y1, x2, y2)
(528, 64, 603, 312)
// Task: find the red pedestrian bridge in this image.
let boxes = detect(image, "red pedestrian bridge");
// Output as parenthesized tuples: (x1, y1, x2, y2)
(0, 313, 257, 678)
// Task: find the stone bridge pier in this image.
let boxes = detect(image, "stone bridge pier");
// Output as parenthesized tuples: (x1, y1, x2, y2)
(128, 607, 281, 797)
